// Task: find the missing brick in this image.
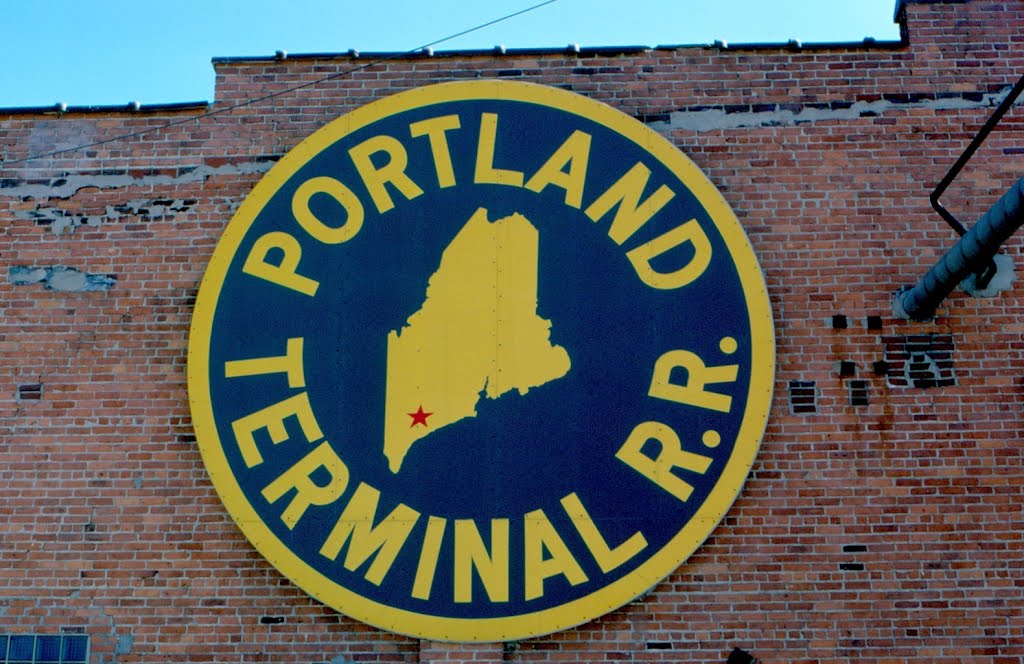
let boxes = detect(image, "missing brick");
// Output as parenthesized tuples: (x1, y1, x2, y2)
(17, 383, 42, 400)
(849, 380, 870, 406)
(836, 361, 856, 377)
(789, 381, 817, 414)
(883, 335, 956, 389)
(646, 642, 673, 650)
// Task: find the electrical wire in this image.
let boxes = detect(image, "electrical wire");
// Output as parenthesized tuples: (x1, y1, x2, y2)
(0, 0, 558, 168)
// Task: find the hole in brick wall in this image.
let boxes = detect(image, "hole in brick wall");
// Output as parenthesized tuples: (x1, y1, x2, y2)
(788, 381, 817, 414)
(842, 544, 868, 553)
(837, 360, 856, 377)
(866, 315, 883, 330)
(646, 642, 673, 650)
(839, 562, 865, 571)
(849, 380, 870, 406)
(872, 360, 889, 376)
(832, 314, 848, 329)
(17, 383, 42, 400)
(882, 334, 956, 389)
(727, 648, 757, 664)
(259, 616, 285, 625)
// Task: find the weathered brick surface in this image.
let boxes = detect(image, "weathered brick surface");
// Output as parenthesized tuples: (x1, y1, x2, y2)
(1, 1, 1023, 661)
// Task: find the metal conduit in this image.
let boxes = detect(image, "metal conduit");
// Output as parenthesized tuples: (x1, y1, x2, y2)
(894, 175, 1024, 321)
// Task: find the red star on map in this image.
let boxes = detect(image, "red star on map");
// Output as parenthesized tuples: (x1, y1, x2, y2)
(408, 405, 433, 428)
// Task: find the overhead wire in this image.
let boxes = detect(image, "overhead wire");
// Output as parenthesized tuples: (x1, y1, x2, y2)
(0, 0, 559, 168)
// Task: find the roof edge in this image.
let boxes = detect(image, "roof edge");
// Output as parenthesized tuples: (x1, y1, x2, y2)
(212, 37, 905, 65)
(0, 100, 210, 117)
(212, 45, 652, 63)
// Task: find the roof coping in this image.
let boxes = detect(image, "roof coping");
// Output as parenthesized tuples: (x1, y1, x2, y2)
(0, 100, 209, 116)
(212, 44, 653, 63)
(212, 36, 905, 66)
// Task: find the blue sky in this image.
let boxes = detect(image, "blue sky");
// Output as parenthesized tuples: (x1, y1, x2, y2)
(1, 0, 901, 108)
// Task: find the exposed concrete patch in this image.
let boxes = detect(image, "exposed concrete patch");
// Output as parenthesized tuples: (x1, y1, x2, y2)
(115, 633, 134, 655)
(961, 253, 1015, 297)
(16, 207, 104, 235)
(3, 158, 275, 235)
(111, 198, 195, 217)
(9, 265, 116, 292)
(646, 88, 1021, 132)
(0, 157, 275, 199)
(9, 266, 48, 285)
(14, 197, 197, 234)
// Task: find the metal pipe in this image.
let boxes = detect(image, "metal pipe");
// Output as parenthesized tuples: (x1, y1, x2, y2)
(895, 176, 1024, 320)
(925, 73, 1024, 288)
(930, 74, 1024, 237)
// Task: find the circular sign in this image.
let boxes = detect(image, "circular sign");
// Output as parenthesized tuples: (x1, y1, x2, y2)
(188, 80, 774, 642)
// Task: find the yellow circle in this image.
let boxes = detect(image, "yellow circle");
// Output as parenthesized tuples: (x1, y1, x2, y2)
(720, 336, 738, 354)
(187, 80, 775, 642)
(702, 430, 722, 448)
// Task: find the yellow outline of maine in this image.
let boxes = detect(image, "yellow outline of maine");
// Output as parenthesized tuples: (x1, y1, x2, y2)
(382, 208, 572, 473)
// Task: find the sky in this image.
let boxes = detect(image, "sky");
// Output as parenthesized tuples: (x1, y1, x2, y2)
(1, 0, 902, 108)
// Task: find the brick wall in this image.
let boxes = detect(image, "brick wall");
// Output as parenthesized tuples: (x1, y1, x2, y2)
(2, 1, 1023, 661)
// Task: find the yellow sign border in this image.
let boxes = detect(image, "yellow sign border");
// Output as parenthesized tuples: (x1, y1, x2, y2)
(187, 80, 775, 642)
